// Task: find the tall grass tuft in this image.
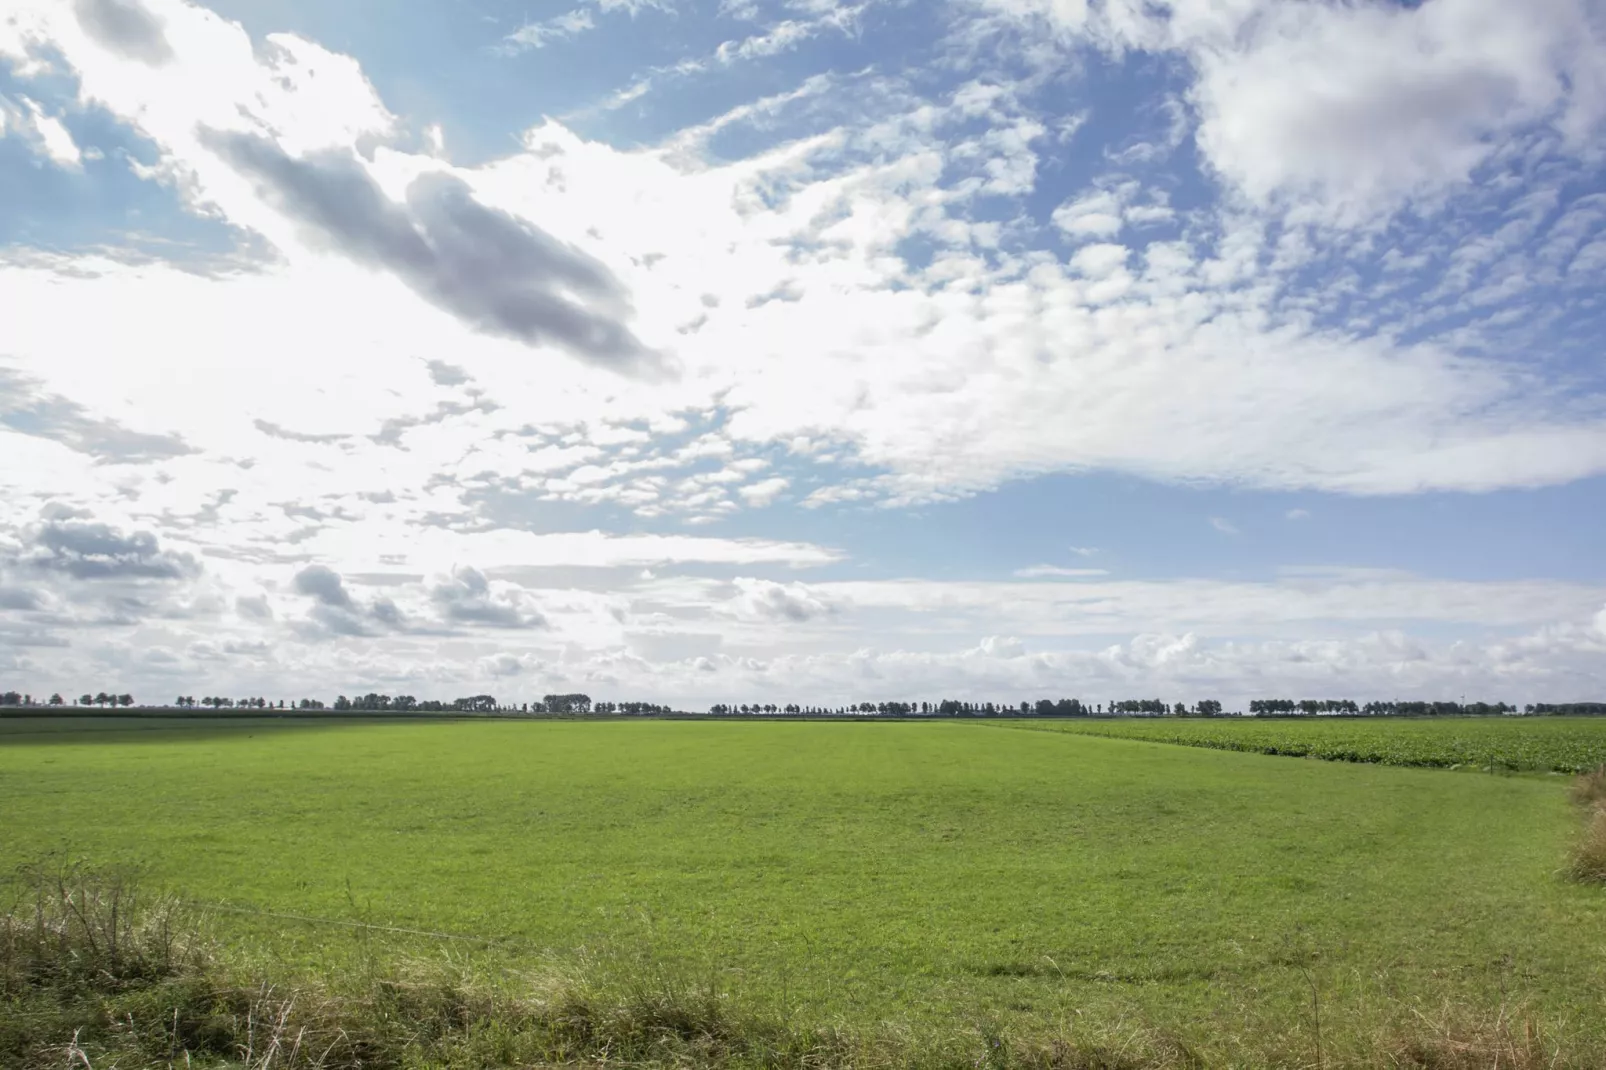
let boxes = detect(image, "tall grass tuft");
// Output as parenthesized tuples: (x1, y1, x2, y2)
(1568, 805, 1606, 884)
(1567, 763, 1606, 810)
(0, 860, 201, 996)
(1381, 1000, 1555, 1069)
(1566, 765, 1606, 885)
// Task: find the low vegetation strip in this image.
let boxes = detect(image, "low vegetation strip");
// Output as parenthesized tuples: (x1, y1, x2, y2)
(1010, 716, 1606, 772)
(1, 865, 1593, 1070)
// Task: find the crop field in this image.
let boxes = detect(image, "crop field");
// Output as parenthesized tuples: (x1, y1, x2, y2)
(4, 717, 1606, 1066)
(1009, 715, 1606, 772)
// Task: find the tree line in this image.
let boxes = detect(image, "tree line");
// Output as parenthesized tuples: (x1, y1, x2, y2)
(318, 693, 669, 715)
(0, 692, 133, 708)
(1248, 699, 1522, 716)
(4, 690, 1605, 718)
(707, 699, 1225, 716)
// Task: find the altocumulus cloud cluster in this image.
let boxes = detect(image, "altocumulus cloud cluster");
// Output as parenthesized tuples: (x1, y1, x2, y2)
(1, 0, 1605, 704)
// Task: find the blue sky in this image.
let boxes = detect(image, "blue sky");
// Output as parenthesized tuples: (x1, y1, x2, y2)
(2, 0, 1605, 707)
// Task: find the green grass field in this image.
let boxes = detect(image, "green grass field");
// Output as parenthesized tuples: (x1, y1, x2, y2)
(3, 717, 1605, 1065)
(1007, 715, 1606, 771)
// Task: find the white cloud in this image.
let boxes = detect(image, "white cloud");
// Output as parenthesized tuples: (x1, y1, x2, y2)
(23, 98, 83, 168)
(720, 577, 834, 622)
(0, 95, 84, 168)
(1051, 182, 1172, 240)
(500, 8, 597, 52)
(1209, 516, 1239, 535)
(1, 0, 1604, 706)
(3, 2, 1605, 513)
(1286, 508, 1311, 521)
(736, 476, 790, 507)
(976, 634, 1025, 658)
(1012, 565, 1110, 578)
(1068, 242, 1129, 280)
(985, 0, 1606, 223)
(1185, 0, 1606, 222)
(1053, 195, 1122, 239)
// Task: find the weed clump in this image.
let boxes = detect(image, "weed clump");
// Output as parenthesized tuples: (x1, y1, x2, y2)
(1566, 765, 1606, 885)
(1568, 805, 1606, 884)
(1568, 763, 1606, 809)
(1382, 1000, 1554, 1070)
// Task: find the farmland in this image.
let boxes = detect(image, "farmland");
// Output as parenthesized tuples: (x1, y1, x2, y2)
(1012, 715, 1606, 772)
(3, 717, 1606, 1067)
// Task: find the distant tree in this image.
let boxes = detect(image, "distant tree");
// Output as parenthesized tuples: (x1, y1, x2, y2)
(93, 692, 109, 708)
(79, 694, 93, 707)
(48, 693, 63, 706)
(1196, 700, 1223, 717)
(116, 694, 133, 707)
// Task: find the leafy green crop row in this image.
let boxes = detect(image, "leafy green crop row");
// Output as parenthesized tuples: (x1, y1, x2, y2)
(1014, 716, 1606, 772)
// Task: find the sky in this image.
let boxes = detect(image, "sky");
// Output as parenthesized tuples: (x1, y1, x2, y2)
(1, 0, 1605, 709)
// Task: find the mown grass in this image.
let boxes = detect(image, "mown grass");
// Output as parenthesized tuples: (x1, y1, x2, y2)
(3, 719, 1606, 1066)
(1005, 715, 1606, 772)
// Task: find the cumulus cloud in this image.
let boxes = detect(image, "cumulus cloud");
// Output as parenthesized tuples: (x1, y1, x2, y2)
(235, 593, 272, 619)
(987, 0, 1606, 222)
(425, 360, 470, 387)
(204, 132, 660, 375)
(976, 635, 1025, 658)
(290, 564, 405, 636)
(1053, 190, 1123, 239)
(431, 565, 546, 629)
(293, 564, 352, 608)
(722, 578, 834, 622)
(73, 0, 172, 65)
(736, 476, 789, 507)
(1181, 0, 1606, 221)
(24, 517, 200, 581)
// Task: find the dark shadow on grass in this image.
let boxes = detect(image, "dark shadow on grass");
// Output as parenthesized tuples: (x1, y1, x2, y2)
(0, 715, 455, 747)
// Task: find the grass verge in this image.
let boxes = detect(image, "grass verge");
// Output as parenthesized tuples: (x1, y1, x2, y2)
(2, 864, 1599, 1070)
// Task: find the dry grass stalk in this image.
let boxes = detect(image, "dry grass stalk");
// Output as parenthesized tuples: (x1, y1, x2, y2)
(1568, 805, 1606, 885)
(1382, 999, 1556, 1070)
(1568, 764, 1606, 809)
